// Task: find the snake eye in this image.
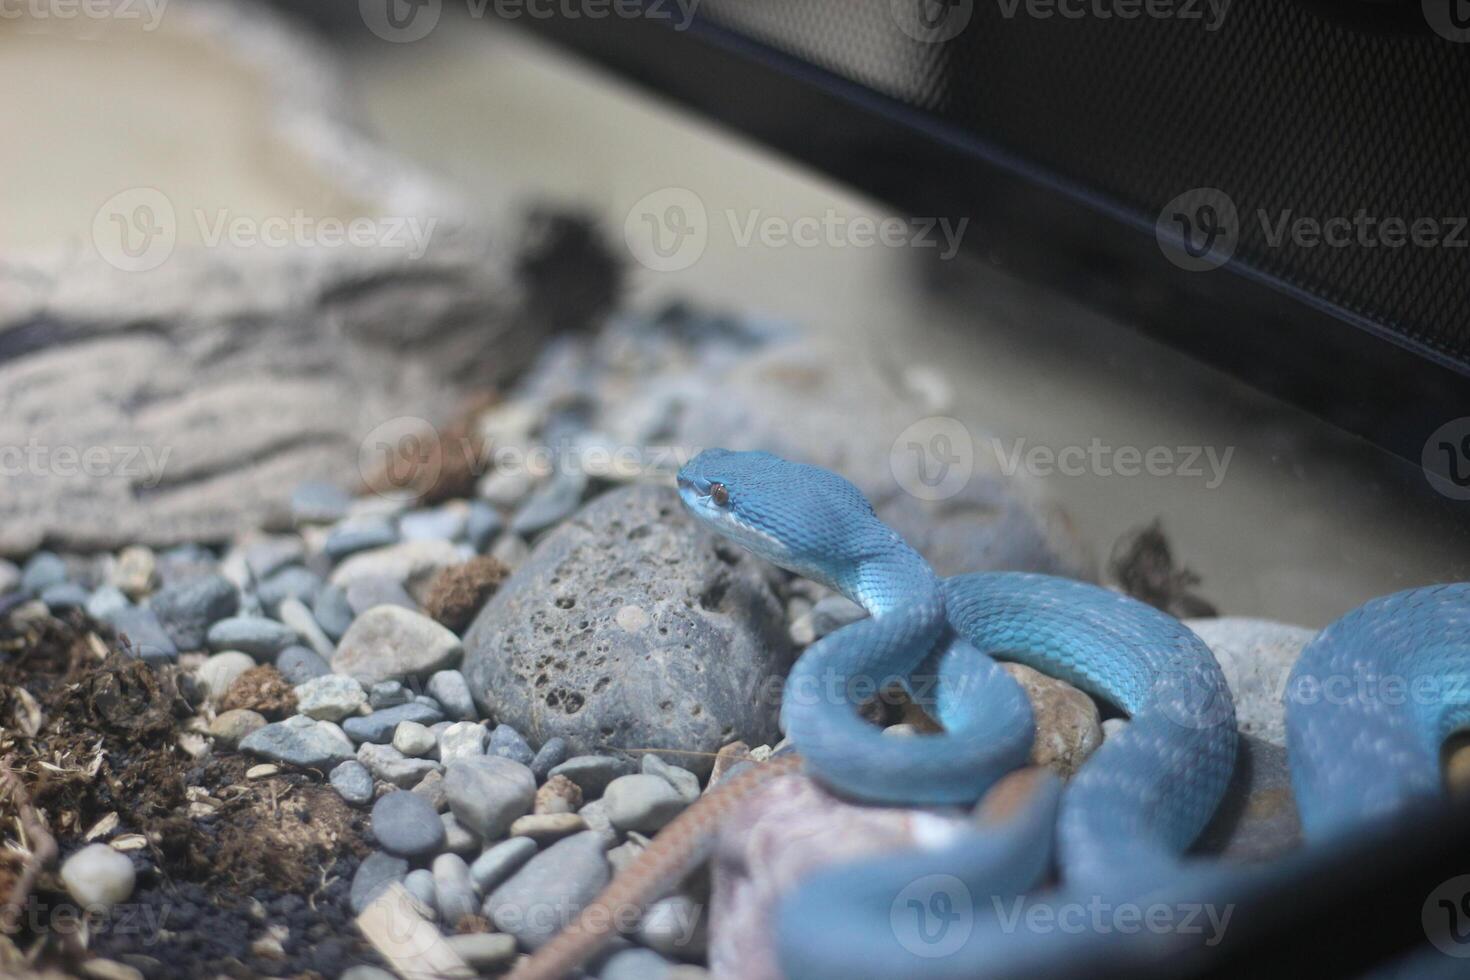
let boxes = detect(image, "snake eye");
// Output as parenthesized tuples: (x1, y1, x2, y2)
(708, 482, 730, 507)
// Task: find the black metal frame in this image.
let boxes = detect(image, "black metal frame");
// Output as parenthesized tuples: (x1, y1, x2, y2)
(504, 8, 1470, 471)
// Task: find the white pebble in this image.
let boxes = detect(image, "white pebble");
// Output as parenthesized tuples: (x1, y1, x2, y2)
(60, 843, 135, 910)
(393, 721, 437, 757)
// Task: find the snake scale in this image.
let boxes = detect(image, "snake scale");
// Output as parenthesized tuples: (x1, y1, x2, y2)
(513, 449, 1470, 979)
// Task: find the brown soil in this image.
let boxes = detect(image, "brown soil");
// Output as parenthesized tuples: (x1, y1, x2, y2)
(0, 611, 375, 977)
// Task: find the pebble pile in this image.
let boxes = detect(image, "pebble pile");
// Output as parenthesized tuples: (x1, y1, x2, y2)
(0, 307, 1259, 980)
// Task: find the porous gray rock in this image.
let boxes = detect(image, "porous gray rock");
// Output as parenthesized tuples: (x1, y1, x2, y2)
(463, 485, 793, 776)
(483, 831, 610, 949)
(1186, 617, 1316, 748)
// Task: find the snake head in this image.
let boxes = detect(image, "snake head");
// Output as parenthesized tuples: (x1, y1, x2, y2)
(676, 448, 881, 593)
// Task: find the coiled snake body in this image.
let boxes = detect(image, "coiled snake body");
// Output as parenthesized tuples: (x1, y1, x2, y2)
(513, 449, 1470, 979)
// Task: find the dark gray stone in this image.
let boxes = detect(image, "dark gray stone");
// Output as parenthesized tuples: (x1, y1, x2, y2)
(275, 645, 332, 684)
(349, 852, 409, 914)
(488, 724, 534, 766)
(343, 574, 417, 615)
(205, 616, 298, 658)
(370, 681, 412, 709)
(313, 584, 354, 640)
(427, 670, 477, 721)
(403, 869, 438, 916)
(548, 755, 635, 799)
(484, 831, 609, 949)
(600, 947, 675, 980)
(400, 506, 468, 542)
(86, 585, 130, 622)
(243, 535, 306, 580)
(466, 501, 503, 552)
(530, 737, 568, 782)
(330, 760, 375, 806)
(104, 606, 178, 664)
(150, 574, 239, 650)
(432, 853, 479, 925)
(257, 566, 323, 616)
(342, 702, 445, 744)
(468, 837, 537, 894)
(358, 743, 440, 788)
(154, 545, 218, 587)
(20, 552, 67, 596)
(371, 791, 446, 857)
(1195, 734, 1302, 862)
(509, 468, 588, 538)
(325, 517, 399, 561)
(41, 582, 89, 611)
(462, 485, 792, 777)
(445, 756, 536, 839)
(240, 715, 355, 769)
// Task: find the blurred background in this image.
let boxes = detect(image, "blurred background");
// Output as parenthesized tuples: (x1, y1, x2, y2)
(3, 0, 1468, 627)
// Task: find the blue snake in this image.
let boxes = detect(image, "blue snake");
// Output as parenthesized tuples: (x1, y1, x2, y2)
(675, 448, 1470, 978)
